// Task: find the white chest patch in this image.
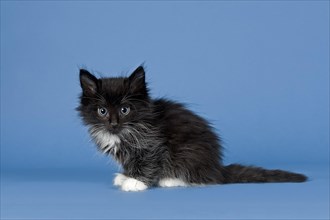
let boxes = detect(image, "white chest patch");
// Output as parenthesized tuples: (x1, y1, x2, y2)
(158, 178, 188, 187)
(90, 129, 121, 154)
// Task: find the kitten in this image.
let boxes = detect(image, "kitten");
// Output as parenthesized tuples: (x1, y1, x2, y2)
(77, 66, 307, 192)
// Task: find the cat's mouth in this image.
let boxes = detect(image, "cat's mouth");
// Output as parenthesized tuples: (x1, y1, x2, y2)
(108, 127, 122, 135)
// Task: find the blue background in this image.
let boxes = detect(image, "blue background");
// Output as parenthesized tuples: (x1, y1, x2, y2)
(1, 1, 329, 219)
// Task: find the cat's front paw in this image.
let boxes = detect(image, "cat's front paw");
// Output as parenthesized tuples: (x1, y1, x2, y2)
(113, 173, 128, 186)
(121, 178, 148, 192)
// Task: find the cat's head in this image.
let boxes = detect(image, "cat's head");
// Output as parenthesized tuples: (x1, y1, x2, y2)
(77, 66, 154, 149)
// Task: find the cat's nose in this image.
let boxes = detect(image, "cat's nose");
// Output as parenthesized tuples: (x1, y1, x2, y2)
(110, 115, 119, 128)
(111, 121, 118, 128)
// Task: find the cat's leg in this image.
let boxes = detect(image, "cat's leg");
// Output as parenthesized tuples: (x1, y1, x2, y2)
(113, 173, 128, 186)
(158, 178, 188, 187)
(119, 167, 158, 192)
(119, 150, 163, 191)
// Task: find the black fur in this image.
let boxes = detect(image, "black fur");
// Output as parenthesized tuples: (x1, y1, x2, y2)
(77, 66, 307, 187)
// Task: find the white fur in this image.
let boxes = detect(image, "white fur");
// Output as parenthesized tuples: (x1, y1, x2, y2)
(90, 128, 121, 154)
(113, 173, 128, 186)
(159, 178, 188, 187)
(121, 177, 148, 192)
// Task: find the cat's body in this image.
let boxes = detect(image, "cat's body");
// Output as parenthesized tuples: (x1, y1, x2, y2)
(78, 66, 307, 191)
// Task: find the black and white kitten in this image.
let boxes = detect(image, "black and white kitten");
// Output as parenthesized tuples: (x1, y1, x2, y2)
(77, 66, 307, 191)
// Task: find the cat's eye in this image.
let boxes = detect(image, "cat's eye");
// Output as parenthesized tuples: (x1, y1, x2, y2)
(120, 106, 130, 115)
(98, 107, 108, 117)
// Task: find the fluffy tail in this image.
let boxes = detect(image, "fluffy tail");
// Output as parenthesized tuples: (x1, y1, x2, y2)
(223, 164, 307, 184)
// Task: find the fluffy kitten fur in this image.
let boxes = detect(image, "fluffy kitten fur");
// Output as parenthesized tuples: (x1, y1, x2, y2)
(77, 66, 307, 191)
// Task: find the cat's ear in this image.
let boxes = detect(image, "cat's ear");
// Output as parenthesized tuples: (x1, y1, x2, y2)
(129, 66, 146, 93)
(79, 69, 98, 95)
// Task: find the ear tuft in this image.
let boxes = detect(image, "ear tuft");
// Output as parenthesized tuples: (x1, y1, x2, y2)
(79, 69, 98, 95)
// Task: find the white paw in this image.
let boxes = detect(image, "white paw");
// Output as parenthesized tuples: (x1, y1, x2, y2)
(121, 178, 148, 192)
(159, 178, 188, 187)
(113, 173, 128, 186)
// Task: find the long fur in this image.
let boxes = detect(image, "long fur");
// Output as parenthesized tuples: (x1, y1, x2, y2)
(77, 66, 307, 189)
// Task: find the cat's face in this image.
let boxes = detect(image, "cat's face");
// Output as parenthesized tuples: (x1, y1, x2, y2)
(77, 66, 152, 142)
